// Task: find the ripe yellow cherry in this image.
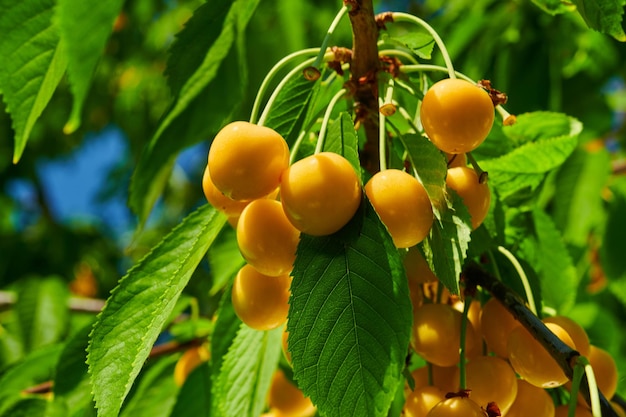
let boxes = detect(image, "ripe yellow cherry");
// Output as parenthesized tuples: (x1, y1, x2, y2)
(231, 264, 291, 331)
(268, 370, 316, 417)
(365, 169, 434, 248)
(280, 152, 361, 236)
(237, 199, 300, 277)
(479, 297, 521, 358)
(404, 385, 446, 417)
(202, 164, 249, 218)
(507, 322, 575, 388)
(426, 396, 486, 417)
(446, 166, 490, 230)
(404, 246, 438, 284)
(554, 405, 593, 417)
(543, 315, 591, 357)
(411, 303, 479, 367)
(458, 355, 518, 414)
(173, 344, 210, 387)
(506, 379, 555, 417)
(208, 121, 289, 201)
(587, 345, 618, 400)
(420, 78, 494, 154)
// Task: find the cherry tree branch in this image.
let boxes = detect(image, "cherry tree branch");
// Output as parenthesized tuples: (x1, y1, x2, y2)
(345, 0, 381, 174)
(463, 261, 619, 417)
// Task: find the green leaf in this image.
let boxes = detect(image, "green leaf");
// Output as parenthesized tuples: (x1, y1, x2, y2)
(53, 322, 95, 417)
(0, 344, 63, 415)
(210, 285, 242, 379)
(382, 31, 435, 59)
(532, 0, 577, 15)
(129, 0, 260, 223)
(119, 356, 180, 417)
(16, 275, 69, 352)
(601, 177, 626, 283)
(398, 133, 448, 215)
(480, 135, 579, 199)
(170, 362, 211, 417)
(212, 324, 282, 417)
(87, 205, 227, 417)
(420, 191, 473, 295)
(570, 0, 626, 41)
(0, 397, 66, 417)
(501, 111, 583, 146)
(56, 0, 125, 132)
(208, 226, 245, 296)
(288, 199, 412, 417)
(532, 209, 578, 314)
(323, 112, 361, 174)
(552, 147, 611, 246)
(0, 0, 68, 163)
(263, 73, 320, 145)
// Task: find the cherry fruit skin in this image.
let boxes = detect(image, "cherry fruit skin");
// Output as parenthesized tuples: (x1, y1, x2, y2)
(446, 166, 490, 230)
(420, 78, 494, 154)
(365, 169, 434, 248)
(280, 152, 361, 236)
(231, 264, 291, 331)
(208, 121, 289, 201)
(237, 199, 300, 277)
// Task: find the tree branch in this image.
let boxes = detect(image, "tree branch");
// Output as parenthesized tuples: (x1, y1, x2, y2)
(464, 262, 619, 417)
(345, 0, 380, 174)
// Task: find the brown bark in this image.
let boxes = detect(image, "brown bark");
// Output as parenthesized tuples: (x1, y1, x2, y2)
(345, 0, 381, 174)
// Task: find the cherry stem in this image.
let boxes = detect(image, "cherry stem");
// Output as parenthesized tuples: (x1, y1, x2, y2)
(315, 88, 348, 154)
(463, 262, 620, 417)
(250, 48, 320, 124)
(378, 98, 388, 171)
(496, 246, 537, 315)
(314, 6, 349, 68)
(390, 13, 456, 79)
(458, 295, 472, 390)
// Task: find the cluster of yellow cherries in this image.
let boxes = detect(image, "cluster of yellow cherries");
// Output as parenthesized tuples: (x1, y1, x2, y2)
(403, 246, 621, 417)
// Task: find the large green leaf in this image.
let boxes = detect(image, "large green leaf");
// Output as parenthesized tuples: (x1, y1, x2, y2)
(420, 191, 473, 295)
(210, 284, 242, 376)
(16, 275, 69, 353)
(381, 30, 435, 59)
(532, 209, 578, 314)
(501, 111, 583, 146)
(603, 177, 626, 306)
(0, 0, 68, 163)
(212, 324, 282, 417)
(129, 0, 260, 223)
(208, 226, 245, 296)
(288, 199, 412, 417)
(398, 133, 448, 215)
(56, 0, 125, 132)
(570, 0, 626, 41)
(119, 356, 180, 417)
(0, 397, 66, 417)
(323, 113, 361, 175)
(87, 205, 227, 417)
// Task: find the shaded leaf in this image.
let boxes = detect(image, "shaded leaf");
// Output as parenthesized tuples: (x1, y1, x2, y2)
(532, 209, 578, 314)
(87, 205, 227, 417)
(0, 397, 66, 417)
(210, 284, 242, 377)
(0, 0, 67, 163)
(382, 31, 435, 59)
(602, 177, 626, 284)
(119, 356, 180, 417)
(420, 191, 473, 295)
(53, 322, 95, 417)
(571, 0, 626, 41)
(263, 73, 319, 145)
(16, 275, 69, 352)
(56, 0, 125, 132)
(0, 344, 63, 415)
(170, 362, 211, 417)
(288, 199, 412, 417)
(398, 133, 448, 215)
(208, 226, 245, 296)
(212, 324, 282, 417)
(532, 0, 577, 15)
(323, 112, 361, 175)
